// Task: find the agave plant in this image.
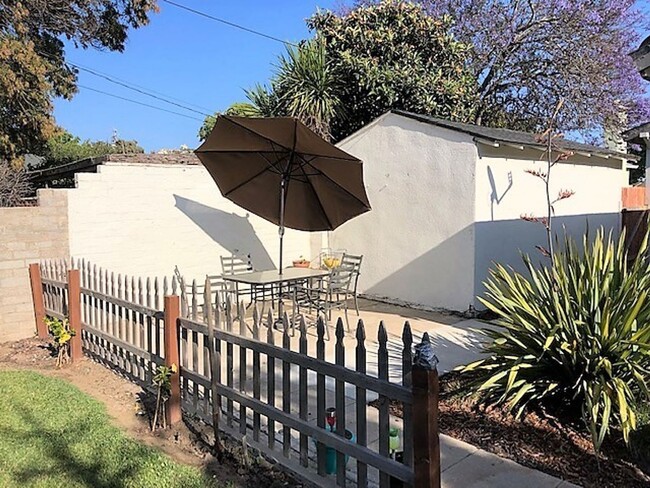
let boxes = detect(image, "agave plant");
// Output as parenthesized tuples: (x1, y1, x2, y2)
(463, 228, 650, 450)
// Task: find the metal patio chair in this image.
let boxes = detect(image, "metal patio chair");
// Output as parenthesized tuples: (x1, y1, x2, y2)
(293, 258, 356, 338)
(340, 253, 363, 315)
(220, 252, 275, 310)
(174, 266, 227, 318)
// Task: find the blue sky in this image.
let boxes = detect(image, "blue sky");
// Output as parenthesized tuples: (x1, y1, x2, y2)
(53, 1, 340, 152)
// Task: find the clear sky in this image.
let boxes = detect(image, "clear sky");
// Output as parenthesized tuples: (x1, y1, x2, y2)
(53, 1, 340, 152)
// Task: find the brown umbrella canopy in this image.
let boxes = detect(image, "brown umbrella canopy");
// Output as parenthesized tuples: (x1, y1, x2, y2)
(195, 116, 371, 233)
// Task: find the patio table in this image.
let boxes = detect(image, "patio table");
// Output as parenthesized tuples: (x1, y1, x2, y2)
(222, 268, 330, 328)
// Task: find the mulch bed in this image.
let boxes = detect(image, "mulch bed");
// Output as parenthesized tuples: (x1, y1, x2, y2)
(371, 372, 650, 488)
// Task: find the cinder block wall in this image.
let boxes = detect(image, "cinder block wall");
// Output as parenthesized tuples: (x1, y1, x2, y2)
(0, 190, 70, 342)
(67, 161, 324, 283)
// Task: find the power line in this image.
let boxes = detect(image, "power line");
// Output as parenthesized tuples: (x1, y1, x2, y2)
(71, 63, 212, 117)
(77, 84, 204, 121)
(160, 0, 299, 48)
(35, 48, 215, 117)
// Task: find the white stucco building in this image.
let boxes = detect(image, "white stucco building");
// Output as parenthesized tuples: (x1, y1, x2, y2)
(332, 111, 631, 312)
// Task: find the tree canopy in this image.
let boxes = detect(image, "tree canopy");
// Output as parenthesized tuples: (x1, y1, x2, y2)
(0, 0, 157, 166)
(200, 0, 478, 142)
(422, 0, 649, 137)
(41, 129, 144, 168)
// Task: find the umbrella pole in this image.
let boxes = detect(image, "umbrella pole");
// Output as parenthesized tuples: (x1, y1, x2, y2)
(279, 178, 286, 275)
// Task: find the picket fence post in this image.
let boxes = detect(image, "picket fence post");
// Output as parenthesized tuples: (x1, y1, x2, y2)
(67, 269, 83, 362)
(412, 333, 441, 488)
(164, 295, 182, 426)
(29, 263, 48, 339)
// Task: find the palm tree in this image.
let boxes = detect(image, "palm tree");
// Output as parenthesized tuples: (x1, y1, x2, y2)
(272, 39, 343, 141)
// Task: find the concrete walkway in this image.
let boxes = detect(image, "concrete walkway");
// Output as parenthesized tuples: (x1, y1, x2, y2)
(440, 434, 579, 488)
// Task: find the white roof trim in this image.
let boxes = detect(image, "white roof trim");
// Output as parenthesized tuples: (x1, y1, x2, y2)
(474, 137, 628, 163)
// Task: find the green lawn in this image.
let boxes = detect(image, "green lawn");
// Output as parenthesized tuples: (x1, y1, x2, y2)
(0, 370, 221, 488)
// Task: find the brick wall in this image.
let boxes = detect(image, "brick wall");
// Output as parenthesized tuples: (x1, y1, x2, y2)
(0, 190, 69, 342)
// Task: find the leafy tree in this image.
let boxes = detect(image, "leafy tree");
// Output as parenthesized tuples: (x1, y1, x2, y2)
(41, 129, 144, 168)
(308, 0, 477, 140)
(198, 103, 261, 141)
(199, 39, 342, 140)
(421, 0, 649, 136)
(200, 0, 478, 142)
(0, 0, 158, 166)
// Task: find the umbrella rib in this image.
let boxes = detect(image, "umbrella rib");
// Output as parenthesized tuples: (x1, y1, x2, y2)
(222, 145, 290, 197)
(223, 116, 292, 151)
(296, 158, 334, 230)
(222, 116, 359, 161)
(222, 166, 270, 197)
(299, 156, 371, 210)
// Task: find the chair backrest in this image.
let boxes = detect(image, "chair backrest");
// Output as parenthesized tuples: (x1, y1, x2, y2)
(221, 253, 253, 276)
(341, 253, 363, 275)
(329, 260, 355, 291)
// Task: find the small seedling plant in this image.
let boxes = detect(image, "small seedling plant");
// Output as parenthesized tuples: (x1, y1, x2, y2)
(45, 316, 75, 368)
(151, 364, 176, 431)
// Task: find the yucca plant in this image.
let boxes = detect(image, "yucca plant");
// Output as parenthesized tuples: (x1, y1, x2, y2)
(463, 228, 650, 450)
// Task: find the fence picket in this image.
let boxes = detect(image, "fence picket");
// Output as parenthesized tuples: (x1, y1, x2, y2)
(335, 318, 347, 487)
(356, 320, 368, 487)
(378, 321, 390, 488)
(110, 272, 117, 366)
(402, 322, 414, 473)
(252, 307, 261, 443)
(282, 312, 291, 459)
(298, 316, 308, 467)
(191, 279, 198, 321)
(226, 296, 234, 427)
(266, 309, 276, 450)
(316, 315, 327, 476)
(205, 280, 221, 447)
(239, 301, 248, 436)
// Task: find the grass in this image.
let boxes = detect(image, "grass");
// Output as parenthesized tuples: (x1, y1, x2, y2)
(0, 370, 223, 488)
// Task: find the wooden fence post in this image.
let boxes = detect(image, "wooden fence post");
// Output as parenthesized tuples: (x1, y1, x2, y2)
(29, 263, 48, 339)
(412, 334, 441, 488)
(68, 269, 83, 362)
(164, 295, 182, 426)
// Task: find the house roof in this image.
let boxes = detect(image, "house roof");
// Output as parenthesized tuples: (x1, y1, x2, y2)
(623, 121, 650, 145)
(392, 110, 632, 161)
(631, 35, 650, 80)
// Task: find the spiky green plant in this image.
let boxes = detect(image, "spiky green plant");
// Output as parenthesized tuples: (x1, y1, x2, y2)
(273, 38, 343, 140)
(463, 228, 650, 451)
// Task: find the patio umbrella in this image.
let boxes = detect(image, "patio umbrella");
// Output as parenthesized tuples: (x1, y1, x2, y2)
(194, 116, 371, 273)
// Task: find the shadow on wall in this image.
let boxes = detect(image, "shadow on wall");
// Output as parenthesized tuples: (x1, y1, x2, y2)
(364, 224, 476, 312)
(364, 212, 620, 312)
(173, 195, 276, 271)
(473, 211, 620, 303)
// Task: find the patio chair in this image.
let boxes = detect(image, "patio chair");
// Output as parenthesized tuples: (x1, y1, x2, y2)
(174, 266, 227, 319)
(220, 252, 275, 309)
(293, 259, 355, 337)
(340, 253, 363, 315)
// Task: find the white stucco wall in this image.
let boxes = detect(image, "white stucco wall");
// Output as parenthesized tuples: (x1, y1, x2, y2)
(331, 113, 478, 311)
(332, 113, 627, 312)
(473, 147, 625, 302)
(67, 162, 322, 282)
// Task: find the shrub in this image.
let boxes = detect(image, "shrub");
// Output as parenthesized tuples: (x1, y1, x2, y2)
(0, 164, 32, 207)
(463, 228, 650, 450)
(45, 316, 75, 367)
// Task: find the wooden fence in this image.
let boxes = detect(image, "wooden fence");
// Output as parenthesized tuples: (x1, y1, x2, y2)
(622, 209, 650, 261)
(31, 259, 440, 488)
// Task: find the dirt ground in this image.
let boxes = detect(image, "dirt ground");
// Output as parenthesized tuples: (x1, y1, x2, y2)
(371, 372, 650, 488)
(0, 337, 300, 488)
